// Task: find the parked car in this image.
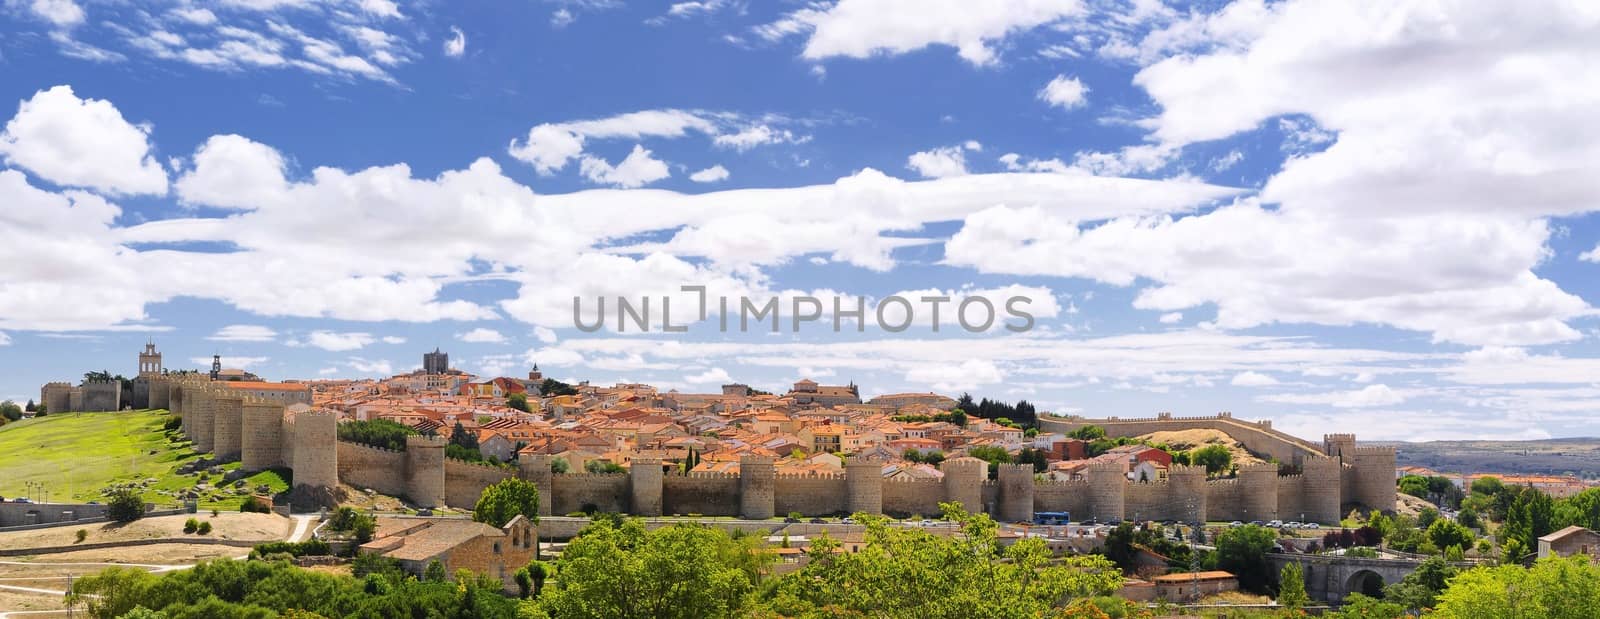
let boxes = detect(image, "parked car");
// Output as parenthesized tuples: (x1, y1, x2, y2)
(784, 517, 800, 524)
(809, 518, 826, 524)
(12, 497, 32, 504)
(1229, 521, 1244, 527)
(1305, 523, 1320, 529)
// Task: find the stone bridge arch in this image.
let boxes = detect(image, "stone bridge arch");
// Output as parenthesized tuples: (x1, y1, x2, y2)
(1266, 553, 1449, 603)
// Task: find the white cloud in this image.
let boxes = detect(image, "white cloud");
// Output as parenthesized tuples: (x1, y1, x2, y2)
(759, 0, 1083, 66)
(169, 7, 217, 25)
(1230, 371, 1277, 387)
(1158, 312, 1182, 324)
(381, 335, 406, 344)
(175, 135, 290, 209)
(532, 326, 558, 344)
(443, 26, 466, 58)
(689, 165, 730, 183)
(905, 359, 1005, 392)
(1260, 383, 1410, 408)
(1580, 246, 1600, 263)
(1210, 150, 1244, 172)
(29, 0, 84, 27)
(190, 355, 269, 369)
(317, 366, 338, 375)
(294, 331, 376, 351)
(459, 327, 508, 344)
(905, 145, 969, 179)
(345, 357, 393, 375)
(0, 85, 167, 196)
(685, 367, 732, 384)
(508, 109, 805, 182)
(208, 324, 278, 342)
(1038, 74, 1088, 110)
(551, 9, 575, 28)
(711, 125, 807, 151)
(0, 331, 10, 346)
(579, 145, 671, 188)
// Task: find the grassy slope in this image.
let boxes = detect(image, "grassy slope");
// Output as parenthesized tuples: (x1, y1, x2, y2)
(0, 409, 289, 508)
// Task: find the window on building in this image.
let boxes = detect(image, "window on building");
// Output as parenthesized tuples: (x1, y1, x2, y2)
(493, 542, 501, 554)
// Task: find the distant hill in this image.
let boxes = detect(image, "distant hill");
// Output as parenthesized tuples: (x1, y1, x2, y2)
(1378, 438, 1600, 479)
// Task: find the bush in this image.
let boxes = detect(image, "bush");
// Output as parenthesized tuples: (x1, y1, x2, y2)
(239, 496, 271, 513)
(75, 529, 88, 543)
(106, 486, 145, 523)
(183, 518, 199, 534)
(196, 521, 213, 535)
(250, 539, 332, 559)
(162, 415, 182, 431)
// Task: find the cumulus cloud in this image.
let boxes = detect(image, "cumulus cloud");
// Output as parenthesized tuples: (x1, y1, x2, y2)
(292, 330, 376, 351)
(1038, 74, 1088, 110)
(459, 327, 508, 344)
(28, 0, 85, 27)
(905, 143, 979, 179)
(758, 0, 1082, 66)
(507, 109, 807, 183)
(1260, 383, 1411, 408)
(190, 355, 269, 369)
(0, 85, 167, 195)
(579, 145, 671, 188)
(208, 324, 278, 342)
(443, 26, 465, 57)
(1230, 371, 1277, 387)
(689, 165, 730, 183)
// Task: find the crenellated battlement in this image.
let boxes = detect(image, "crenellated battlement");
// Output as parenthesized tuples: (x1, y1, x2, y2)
(1353, 446, 1396, 456)
(406, 434, 448, 448)
(336, 439, 404, 455)
(776, 472, 845, 480)
(670, 470, 741, 480)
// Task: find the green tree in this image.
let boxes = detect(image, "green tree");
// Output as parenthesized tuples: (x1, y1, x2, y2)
(474, 477, 540, 529)
(1470, 476, 1505, 497)
(68, 566, 156, 619)
(1067, 425, 1106, 441)
(450, 420, 479, 450)
(763, 503, 1121, 618)
(539, 518, 766, 619)
(0, 400, 21, 421)
(1214, 524, 1277, 594)
(1382, 555, 1456, 611)
(1190, 444, 1233, 475)
(508, 392, 531, 412)
(585, 459, 625, 474)
(550, 457, 570, 474)
(106, 485, 145, 523)
(336, 418, 417, 450)
(1431, 556, 1600, 619)
(423, 559, 447, 582)
(1427, 518, 1473, 554)
(1326, 593, 1405, 619)
(1277, 562, 1309, 611)
(1398, 474, 1430, 499)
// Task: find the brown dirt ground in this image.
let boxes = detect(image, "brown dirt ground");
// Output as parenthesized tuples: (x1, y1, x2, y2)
(0, 513, 290, 551)
(11, 544, 245, 565)
(1138, 429, 1267, 466)
(0, 589, 69, 613)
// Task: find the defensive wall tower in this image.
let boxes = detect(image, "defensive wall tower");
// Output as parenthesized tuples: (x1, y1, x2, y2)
(240, 399, 285, 472)
(1168, 464, 1208, 523)
(190, 387, 216, 453)
(518, 454, 554, 517)
(1351, 446, 1398, 512)
(738, 455, 776, 519)
(68, 387, 83, 413)
(81, 378, 121, 412)
(290, 409, 339, 491)
(148, 375, 171, 410)
(212, 391, 244, 462)
(1239, 463, 1280, 522)
(40, 383, 72, 416)
(630, 457, 665, 517)
(1322, 434, 1357, 460)
(1301, 456, 1343, 524)
(171, 382, 188, 431)
(997, 463, 1034, 523)
(845, 456, 884, 515)
(404, 435, 447, 509)
(940, 457, 987, 514)
(1087, 460, 1126, 522)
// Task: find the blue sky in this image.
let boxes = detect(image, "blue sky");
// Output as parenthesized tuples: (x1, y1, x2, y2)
(3, 0, 1600, 441)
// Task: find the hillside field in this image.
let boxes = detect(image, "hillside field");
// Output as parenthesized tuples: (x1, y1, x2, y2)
(0, 409, 288, 508)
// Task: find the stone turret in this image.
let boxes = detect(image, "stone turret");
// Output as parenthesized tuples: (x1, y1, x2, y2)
(1301, 456, 1342, 524)
(845, 456, 883, 515)
(1087, 461, 1126, 522)
(997, 463, 1034, 523)
(738, 455, 776, 519)
(518, 454, 555, 517)
(1168, 464, 1208, 523)
(405, 435, 447, 508)
(190, 387, 216, 453)
(212, 392, 244, 462)
(40, 383, 72, 416)
(940, 457, 987, 514)
(171, 383, 188, 431)
(240, 399, 285, 472)
(1352, 446, 1397, 513)
(148, 375, 171, 410)
(290, 409, 339, 491)
(1238, 463, 1279, 522)
(630, 457, 664, 517)
(1323, 434, 1356, 460)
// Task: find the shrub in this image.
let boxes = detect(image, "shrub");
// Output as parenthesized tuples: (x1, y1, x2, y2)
(239, 496, 271, 513)
(75, 529, 88, 543)
(250, 539, 332, 559)
(162, 415, 182, 431)
(183, 518, 199, 534)
(196, 521, 213, 535)
(106, 486, 145, 523)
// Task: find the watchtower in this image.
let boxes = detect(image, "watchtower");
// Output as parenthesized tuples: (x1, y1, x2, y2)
(630, 457, 664, 517)
(290, 409, 339, 490)
(190, 387, 216, 453)
(1087, 461, 1126, 522)
(738, 455, 776, 519)
(997, 463, 1035, 523)
(212, 391, 244, 462)
(1323, 434, 1357, 460)
(1351, 446, 1398, 513)
(1238, 463, 1280, 522)
(518, 454, 554, 517)
(240, 399, 285, 471)
(1301, 456, 1343, 524)
(138, 341, 163, 377)
(940, 457, 987, 514)
(845, 456, 883, 515)
(404, 435, 447, 508)
(1168, 464, 1208, 523)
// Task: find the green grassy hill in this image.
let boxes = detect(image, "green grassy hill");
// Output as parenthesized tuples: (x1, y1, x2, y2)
(0, 409, 289, 508)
